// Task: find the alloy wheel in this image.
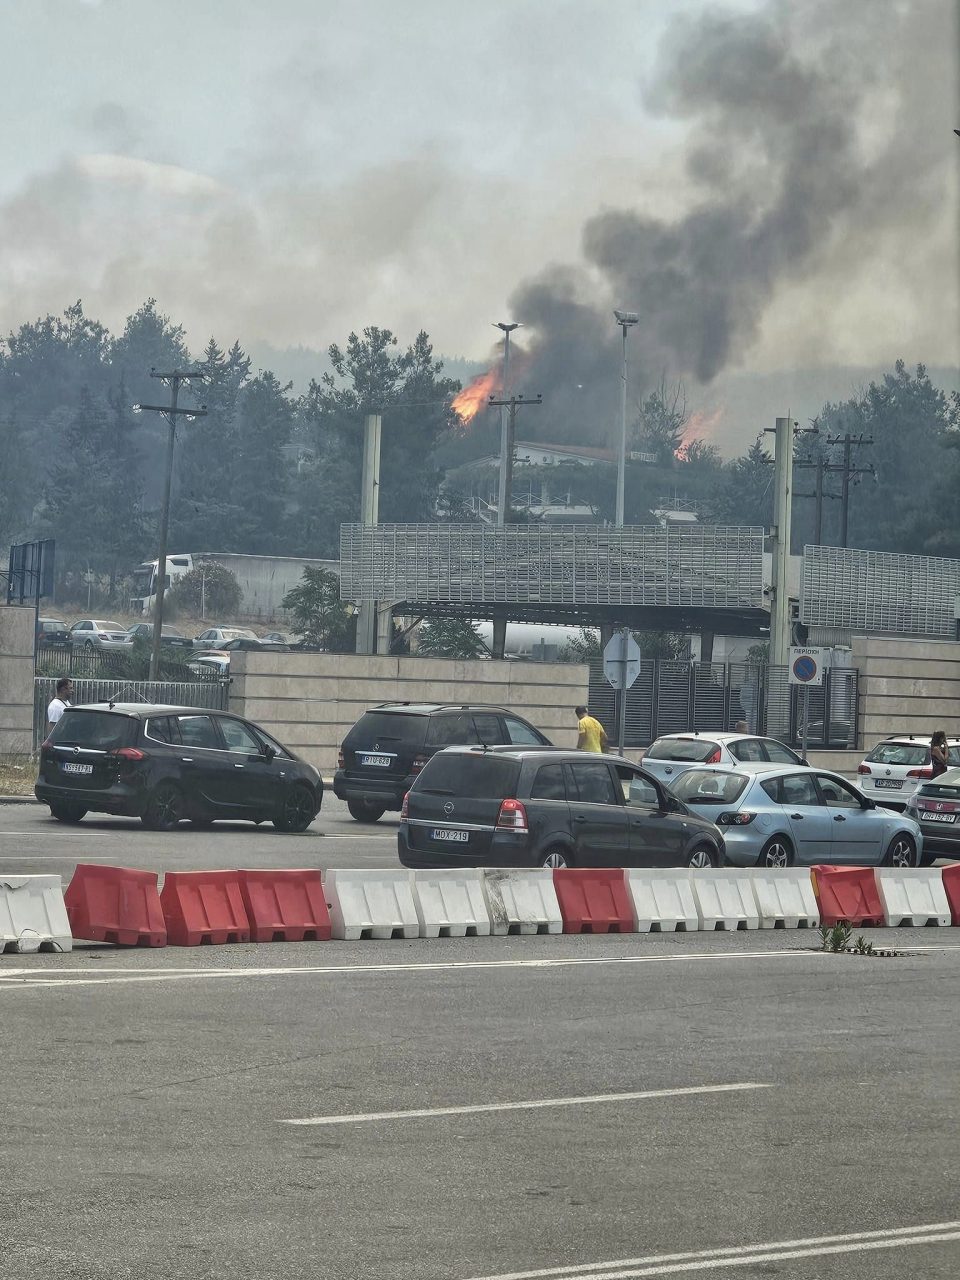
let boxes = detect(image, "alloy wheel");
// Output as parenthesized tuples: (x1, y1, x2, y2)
(282, 786, 316, 832)
(889, 837, 916, 869)
(688, 847, 715, 870)
(762, 840, 791, 869)
(540, 849, 569, 869)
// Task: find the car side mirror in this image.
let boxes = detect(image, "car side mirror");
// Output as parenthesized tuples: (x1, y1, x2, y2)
(261, 743, 277, 761)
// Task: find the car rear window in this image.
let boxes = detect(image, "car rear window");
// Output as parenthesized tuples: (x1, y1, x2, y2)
(414, 753, 521, 799)
(645, 737, 720, 762)
(47, 710, 134, 750)
(918, 782, 960, 800)
(867, 743, 928, 766)
(672, 769, 748, 805)
(349, 712, 426, 746)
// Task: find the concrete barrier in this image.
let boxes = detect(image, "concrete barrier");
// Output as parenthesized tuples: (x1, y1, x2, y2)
(161, 870, 252, 946)
(553, 868, 634, 934)
(626, 870, 699, 933)
(689, 870, 759, 931)
(811, 865, 884, 928)
(745, 869, 820, 930)
(0, 875, 72, 953)
(64, 864, 166, 947)
(411, 870, 492, 938)
(238, 868, 330, 942)
(875, 869, 951, 927)
(326, 869, 419, 940)
(480, 869, 563, 936)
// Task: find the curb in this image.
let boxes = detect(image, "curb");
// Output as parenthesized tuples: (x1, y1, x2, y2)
(0, 795, 40, 805)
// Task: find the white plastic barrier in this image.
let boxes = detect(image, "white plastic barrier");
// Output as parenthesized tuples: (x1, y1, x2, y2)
(480, 869, 563, 936)
(745, 869, 820, 930)
(875, 869, 951, 928)
(689, 870, 759, 931)
(325, 869, 419, 940)
(0, 875, 72, 953)
(412, 870, 492, 938)
(626, 870, 699, 932)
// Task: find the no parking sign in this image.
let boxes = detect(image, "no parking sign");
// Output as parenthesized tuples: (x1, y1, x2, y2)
(789, 646, 826, 686)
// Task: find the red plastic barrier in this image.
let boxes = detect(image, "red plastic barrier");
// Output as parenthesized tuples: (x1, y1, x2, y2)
(810, 865, 884, 928)
(64, 863, 166, 947)
(553, 867, 633, 934)
(160, 871, 251, 946)
(238, 869, 331, 942)
(941, 865, 960, 926)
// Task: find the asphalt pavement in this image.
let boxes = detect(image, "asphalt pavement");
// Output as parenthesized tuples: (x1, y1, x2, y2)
(4, 797, 960, 1278)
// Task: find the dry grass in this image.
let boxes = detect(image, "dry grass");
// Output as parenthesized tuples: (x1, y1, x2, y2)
(0, 759, 36, 797)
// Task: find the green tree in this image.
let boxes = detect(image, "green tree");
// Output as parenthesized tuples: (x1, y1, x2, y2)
(170, 563, 242, 619)
(416, 617, 489, 659)
(281, 567, 355, 651)
(634, 378, 688, 465)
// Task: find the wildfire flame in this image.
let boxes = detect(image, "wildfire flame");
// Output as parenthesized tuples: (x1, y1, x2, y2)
(452, 369, 499, 424)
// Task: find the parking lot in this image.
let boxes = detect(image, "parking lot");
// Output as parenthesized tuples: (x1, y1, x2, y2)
(3, 798, 960, 1278)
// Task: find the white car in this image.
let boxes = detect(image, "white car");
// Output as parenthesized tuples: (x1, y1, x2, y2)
(187, 654, 230, 677)
(68, 619, 133, 650)
(857, 736, 960, 811)
(193, 627, 259, 651)
(641, 731, 805, 786)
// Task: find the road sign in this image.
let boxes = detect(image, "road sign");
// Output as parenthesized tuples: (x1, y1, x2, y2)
(604, 631, 642, 691)
(789, 646, 826, 686)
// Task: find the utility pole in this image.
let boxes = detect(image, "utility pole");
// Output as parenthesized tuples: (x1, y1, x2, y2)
(355, 413, 382, 655)
(495, 322, 522, 526)
(766, 416, 796, 669)
(133, 369, 206, 681)
(835, 433, 874, 548)
(613, 309, 639, 527)
(487, 392, 543, 661)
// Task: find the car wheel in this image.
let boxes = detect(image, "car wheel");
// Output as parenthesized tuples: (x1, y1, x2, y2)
(538, 846, 571, 869)
(49, 802, 87, 824)
(141, 783, 185, 832)
(884, 833, 918, 868)
(687, 845, 717, 869)
(274, 784, 317, 832)
(758, 836, 794, 869)
(347, 800, 386, 823)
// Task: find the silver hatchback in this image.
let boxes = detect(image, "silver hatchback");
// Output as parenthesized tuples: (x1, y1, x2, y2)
(669, 763, 922, 868)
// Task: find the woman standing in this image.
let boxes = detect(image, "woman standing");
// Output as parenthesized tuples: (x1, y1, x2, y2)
(931, 730, 949, 777)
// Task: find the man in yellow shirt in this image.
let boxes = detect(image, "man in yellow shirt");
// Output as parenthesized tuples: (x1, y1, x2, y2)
(575, 704, 609, 753)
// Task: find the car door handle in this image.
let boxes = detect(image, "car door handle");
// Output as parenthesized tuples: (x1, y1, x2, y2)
(234, 763, 245, 769)
(573, 816, 587, 823)
(181, 757, 194, 763)
(789, 813, 803, 820)
(833, 814, 846, 822)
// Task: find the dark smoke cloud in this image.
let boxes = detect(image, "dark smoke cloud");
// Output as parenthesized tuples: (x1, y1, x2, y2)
(508, 0, 953, 446)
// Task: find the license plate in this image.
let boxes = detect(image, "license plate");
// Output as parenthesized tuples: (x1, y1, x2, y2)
(359, 754, 392, 768)
(431, 828, 469, 843)
(874, 779, 903, 789)
(924, 812, 956, 823)
(61, 762, 93, 775)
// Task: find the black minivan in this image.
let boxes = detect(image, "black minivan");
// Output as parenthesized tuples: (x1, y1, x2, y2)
(398, 746, 725, 869)
(333, 703, 551, 822)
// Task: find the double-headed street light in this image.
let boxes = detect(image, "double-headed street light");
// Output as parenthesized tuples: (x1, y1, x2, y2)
(613, 309, 639, 528)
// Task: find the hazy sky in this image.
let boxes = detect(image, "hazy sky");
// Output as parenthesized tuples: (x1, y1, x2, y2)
(2, 0, 958, 410)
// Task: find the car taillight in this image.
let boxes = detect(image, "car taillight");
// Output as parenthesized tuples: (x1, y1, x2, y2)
(400, 792, 409, 819)
(337, 749, 345, 769)
(705, 749, 721, 764)
(411, 754, 429, 773)
(717, 812, 756, 825)
(906, 765, 934, 778)
(858, 763, 872, 775)
(496, 798, 528, 832)
(111, 747, 146, 761)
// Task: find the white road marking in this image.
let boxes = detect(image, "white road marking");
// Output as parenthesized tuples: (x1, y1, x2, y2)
(463, 1220, 960, 1280)
(278, 1081, 771, 1127)
(0, 948, 834, 990)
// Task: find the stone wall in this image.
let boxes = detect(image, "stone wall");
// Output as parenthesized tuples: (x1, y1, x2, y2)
(852, 634, 960, 748)
(229, 651, 590, 775)
(0, 606, 35, 756)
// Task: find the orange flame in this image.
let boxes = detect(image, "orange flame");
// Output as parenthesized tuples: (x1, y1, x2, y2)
(452, 369, 499, 424)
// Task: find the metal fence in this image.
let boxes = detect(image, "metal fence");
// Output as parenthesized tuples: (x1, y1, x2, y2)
(587, 660, 859, 752)
(801, 544, 960, 638)
(35, 644, 211, 682)
(34, 676, 230, 750)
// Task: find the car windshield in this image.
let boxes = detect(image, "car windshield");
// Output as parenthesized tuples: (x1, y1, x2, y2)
(47, 710, 134, 750)
(223, 629, 258, 640)
(867, 742, 928, 766)
(645, 737, 720, 762)
(414, 752, 521, 798)
(671, 769, 749, 805)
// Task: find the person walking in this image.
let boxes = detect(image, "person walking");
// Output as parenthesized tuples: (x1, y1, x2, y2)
(575, 704, 608, 753)
(931, 729, 949, 777)
(46, 676, 73, 733)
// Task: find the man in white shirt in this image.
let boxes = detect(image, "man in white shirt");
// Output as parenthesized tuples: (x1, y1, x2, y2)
(46, 677, 74, 733)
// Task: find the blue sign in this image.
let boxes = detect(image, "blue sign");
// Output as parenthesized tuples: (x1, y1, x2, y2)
(792, 654, 817, 683)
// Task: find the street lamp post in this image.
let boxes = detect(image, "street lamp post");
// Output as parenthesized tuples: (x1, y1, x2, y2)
(613, 310, 639, 528)
(494, 321, 521, 525)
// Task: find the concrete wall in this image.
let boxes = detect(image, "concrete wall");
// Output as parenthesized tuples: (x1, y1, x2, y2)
(0, 606, 35, 756)
(852, 634, 960, 749)
(229, 651, 590, 775)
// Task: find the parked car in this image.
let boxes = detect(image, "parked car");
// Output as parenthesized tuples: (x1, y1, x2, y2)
(35, 704, 321, 831)
(124, 622, 194, 649)
(219, 636, 289, 652)
(640, 731, 805, 785)
(187, 654, 230, 677)
(193, 627, 259, 650)
(904, 767, 960, 864)
(334, 703, 552, 823)
(669, 762, 922, 868)
(37, 617, 69, 649)
(261, 632, 289, 645)
(67, 619, 133, 650)
(857, 735, 960, 811)
(398, 745, 725, 869)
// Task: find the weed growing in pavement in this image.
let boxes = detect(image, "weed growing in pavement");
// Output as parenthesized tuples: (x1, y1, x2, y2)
(816, 923, 906, 958)
(853, 935, 874, 955)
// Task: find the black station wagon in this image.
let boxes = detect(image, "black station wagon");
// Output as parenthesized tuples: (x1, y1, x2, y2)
(36, 703, 322, 832)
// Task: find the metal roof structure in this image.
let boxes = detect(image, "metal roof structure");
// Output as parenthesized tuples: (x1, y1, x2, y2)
(801, 544, 960, 637)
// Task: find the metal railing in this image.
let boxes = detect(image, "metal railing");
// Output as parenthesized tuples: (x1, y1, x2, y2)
(587, 660, 859, 752)
(34, 676, 230, 750)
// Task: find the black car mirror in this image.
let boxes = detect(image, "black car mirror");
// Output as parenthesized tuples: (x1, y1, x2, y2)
(261, 743, 277, 761)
